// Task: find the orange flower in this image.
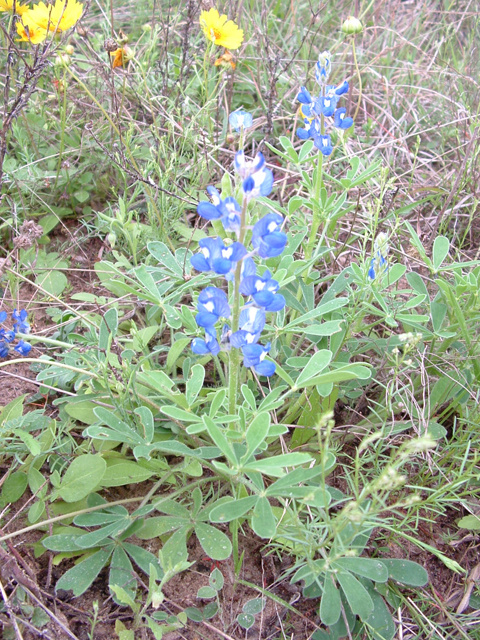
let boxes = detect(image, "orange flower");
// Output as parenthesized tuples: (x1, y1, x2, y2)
(110, 45, 133, 69)
(214, 50, 236, 70)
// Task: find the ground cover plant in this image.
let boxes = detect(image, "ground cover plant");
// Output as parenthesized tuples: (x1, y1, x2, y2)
(0, 0, 479, 638)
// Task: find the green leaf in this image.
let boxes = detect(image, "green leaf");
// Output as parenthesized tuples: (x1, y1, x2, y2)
(296, 350, 332, 386)
(336, 572, 374, 620)
(381, 559, 428, 586)
(197, 586, 217, 599)
(333, 557, 388, 583)
(110, 546, 136, 604)
(359, 578, 396, 640)
(122, 541, 163, 578)
(134, 406, 154, 443)
(101, 461, 154, 487)
(243, 412, 270, 462)
(166, 338, 191, 372)
(433, 236, 450, 270)
(148, 242, 184, 277)
(0, 395, 26, 424)
(203, 601, 218, 619)
(209, 567, 224, 591)
(75, 520, 129, 549)
(209, 496, 258, 523)
(56, 547, 112, 596)
(237, 613, 255, 630)
(58, 454, 106, 502)
(64, 400, 98, 425)
(160, 406, 202, 423)
(1, 472, 28, 504)
(43, 534, 82, 552)
(186, 364, 205, 407)
(245, 453, 312, 476)
(35, 270, 68, 296)
(320, 575, 341, 626)
(243, 598, 265, 615)
(304, 321, 344, 337)
(251, 497, 276, 539)
(202, 416, 238, 465)
(458, 515, 480, 530)
(195, 522, 232, 561)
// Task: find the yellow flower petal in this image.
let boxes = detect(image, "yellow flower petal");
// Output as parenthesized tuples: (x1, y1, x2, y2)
(199, 7, 243, 50)
(0, 0, 30, 15)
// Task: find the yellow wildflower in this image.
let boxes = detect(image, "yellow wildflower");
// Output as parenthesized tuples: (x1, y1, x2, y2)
(16, 13, 47, 43)
(27, 0, 83, 33)
(200, 8, 243, 50)
(0, 0, 30, 15)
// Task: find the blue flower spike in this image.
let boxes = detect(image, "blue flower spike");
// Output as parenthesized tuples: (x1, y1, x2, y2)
(0, 309, 32, 358)
(189, 135, 288, 377)
(368, 233, 389, 280)
(296, 50, 354, 153)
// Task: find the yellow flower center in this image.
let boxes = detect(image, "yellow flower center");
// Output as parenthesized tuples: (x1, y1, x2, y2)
(210, 27, 222, 41)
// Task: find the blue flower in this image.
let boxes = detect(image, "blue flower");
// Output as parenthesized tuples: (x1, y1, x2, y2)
(234, 151, 274, 199)
(334, 107, 353, 130)
(0, 311, 7, 323)
(239, 270, 285, 311)
(314, 133, 333, 156)
(315, 95, 338, 118)
(12, 308, 30, 334)
(191, 237, 246, 275)
(0, 341, 9, 358)
(192, 327, 221, 356)
(242, 342, 276, 377)
(230, 307, 266, 348)
(196, 287, 231, 329)
(229, 110, 253, 132)
(14, 340, 31, 356)
(251, 213, 287, 259)
(297, 86, 313, 105)
(334, 80, 349, 96)
(4, 331, 15, 343)
(197, 187, 242, 234)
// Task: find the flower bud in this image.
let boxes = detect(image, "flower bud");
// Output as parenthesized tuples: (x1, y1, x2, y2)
(65, 44, 74, 55)
(342, 16, 363, 35)
(142, 23, 152, 32)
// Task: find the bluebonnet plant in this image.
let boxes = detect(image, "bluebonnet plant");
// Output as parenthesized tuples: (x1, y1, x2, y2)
(368, 232, 389, 280)
(0, 309, 32, 358)
(190, 122, 287, 380)
(296, 50, 354, 155)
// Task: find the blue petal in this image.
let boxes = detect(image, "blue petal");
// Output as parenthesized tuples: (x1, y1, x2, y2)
(197, 201, 221, 220)
(297, 127, 310, 140)
(0, 311, 7, 323)
(190, 254, 211, 272)
(196, 311, 218, 328)
(264, 294, 286, 312)
(192, 338, 210, 354)
(254, 361, 276, 377)
(259, 169, 274, 197)
(297, 86, 313, 104)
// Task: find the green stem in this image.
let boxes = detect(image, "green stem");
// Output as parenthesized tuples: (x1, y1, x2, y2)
(351, 37, 363, 122)
(53, 65, 67, 191)
(228, 198, 248, 415)
(305, 150, 324, 260)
